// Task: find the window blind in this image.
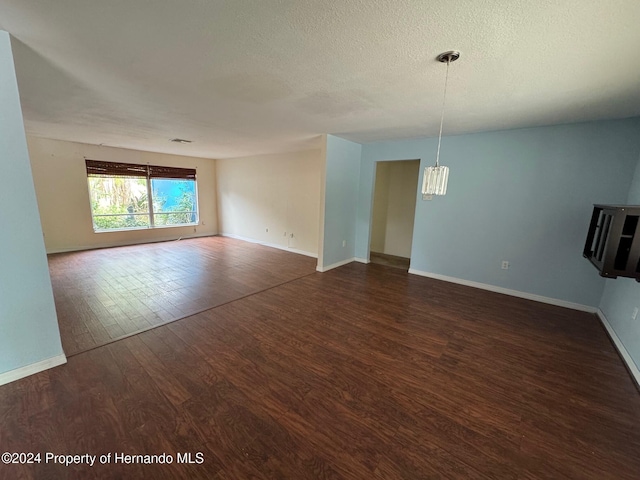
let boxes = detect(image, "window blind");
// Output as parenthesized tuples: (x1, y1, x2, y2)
(86, 160, 196, 180)
(85, 160, 147, 178)
(149, 165, 196, 180)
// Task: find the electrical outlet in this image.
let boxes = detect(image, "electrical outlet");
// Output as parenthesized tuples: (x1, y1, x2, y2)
(422, 194, 433, 201)
(501, 261, 510, 270)
(342, 240, 346, 247)
(633, 307, 638, 320)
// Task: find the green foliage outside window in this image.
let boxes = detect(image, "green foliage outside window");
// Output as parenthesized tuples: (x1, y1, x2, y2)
(88, 176, 197, 231)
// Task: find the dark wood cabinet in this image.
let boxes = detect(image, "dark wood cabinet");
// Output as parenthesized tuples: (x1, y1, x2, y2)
(583, 204, 640, 281)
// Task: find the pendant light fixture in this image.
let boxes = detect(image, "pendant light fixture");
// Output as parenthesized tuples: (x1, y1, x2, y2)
(422, 50, 460, 196)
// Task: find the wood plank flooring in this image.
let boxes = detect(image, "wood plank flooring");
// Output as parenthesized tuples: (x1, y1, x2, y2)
(2, 262, 640, 479)
(48, 236, 317, 356)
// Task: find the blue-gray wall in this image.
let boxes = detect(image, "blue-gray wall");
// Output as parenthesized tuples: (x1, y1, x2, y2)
(600, 153, 640, 371)
(321, 135, 361, 267)
(356, 119, 640, 306)
(0, 31, 64, 377)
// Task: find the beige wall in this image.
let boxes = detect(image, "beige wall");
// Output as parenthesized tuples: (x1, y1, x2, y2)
(216, 149, 322, 256)
(370, 160, 419, 258)
(28, 136, 218, 253)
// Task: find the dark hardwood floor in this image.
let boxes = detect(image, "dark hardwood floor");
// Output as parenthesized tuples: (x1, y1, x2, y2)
(48, 236, 317, 356)
(2, 261, 640, 479)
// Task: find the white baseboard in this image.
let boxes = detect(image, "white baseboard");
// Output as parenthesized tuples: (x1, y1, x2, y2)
(0, 354, 67, 386)
(220, 233, 317, 258)
(317, 257, 355, 272)
(47, 231, 216, 254)
(597, 309, 640, 387)
(408, 268, 597, 313)
(354, 257, 369, 264)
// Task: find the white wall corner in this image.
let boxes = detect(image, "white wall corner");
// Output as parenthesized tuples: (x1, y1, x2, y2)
(317, 134, 328, 269)
(596, 309, 640, 389)
(0, 354, 67, 387)
(354, 257, 370, 264)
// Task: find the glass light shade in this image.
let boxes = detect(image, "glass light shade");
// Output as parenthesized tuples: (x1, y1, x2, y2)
(422, 165, 449, 195)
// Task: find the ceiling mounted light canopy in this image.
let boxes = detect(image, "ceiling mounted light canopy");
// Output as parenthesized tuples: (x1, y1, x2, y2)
(422, 50, 460, 197)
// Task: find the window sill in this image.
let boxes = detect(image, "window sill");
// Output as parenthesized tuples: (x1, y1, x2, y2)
(93, 223, 199, 234)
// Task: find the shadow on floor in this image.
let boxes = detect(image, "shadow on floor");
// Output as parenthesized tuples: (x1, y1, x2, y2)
(369, 251, 410, 270)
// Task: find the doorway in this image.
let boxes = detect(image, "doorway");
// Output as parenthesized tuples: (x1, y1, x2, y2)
(369, 160, 420, 270)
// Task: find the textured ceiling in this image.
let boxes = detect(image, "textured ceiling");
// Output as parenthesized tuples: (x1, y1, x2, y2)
(1, 0, 639, 159)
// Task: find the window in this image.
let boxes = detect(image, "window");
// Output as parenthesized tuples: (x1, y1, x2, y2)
(86, 160, 198, 232)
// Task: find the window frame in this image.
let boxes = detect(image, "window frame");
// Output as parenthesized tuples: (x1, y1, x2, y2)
(85, 159, 199, 233)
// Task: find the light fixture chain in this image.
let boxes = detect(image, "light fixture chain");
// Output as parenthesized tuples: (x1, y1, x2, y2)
(435, 57, 451, 167)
